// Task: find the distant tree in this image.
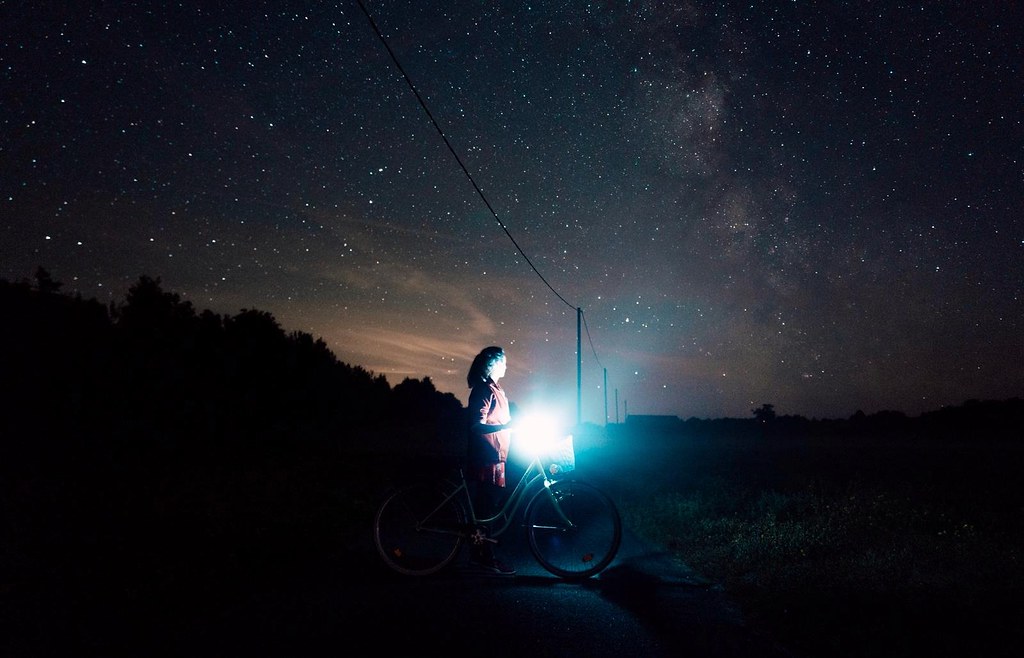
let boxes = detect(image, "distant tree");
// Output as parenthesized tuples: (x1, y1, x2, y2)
(113, 275, 196, 341)
(392, 376, 443, 421)
(34, 266, 62, 294)
(390, 375, 465, 447)
(752, 403, 777, 424)
(225, 308, 288, 363)
(0, 271, 112, 437)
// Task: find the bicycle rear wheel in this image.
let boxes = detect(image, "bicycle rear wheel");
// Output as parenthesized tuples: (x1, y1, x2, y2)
(526, 479, 621, 580)
(374, 481, 466, 576)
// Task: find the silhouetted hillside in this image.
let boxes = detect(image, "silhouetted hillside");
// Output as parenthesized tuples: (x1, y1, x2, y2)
(0, 269, 463, 447)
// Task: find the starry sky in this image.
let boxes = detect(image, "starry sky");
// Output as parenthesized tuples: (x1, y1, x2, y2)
(2, 1, 1022, 422)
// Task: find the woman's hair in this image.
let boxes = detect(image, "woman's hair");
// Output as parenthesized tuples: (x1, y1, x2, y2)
(467, 346, 505, 388)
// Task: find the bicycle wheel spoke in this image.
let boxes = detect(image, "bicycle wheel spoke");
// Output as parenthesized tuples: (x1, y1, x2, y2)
(526, 480, 621, 580)
(374, 482, 464, 576)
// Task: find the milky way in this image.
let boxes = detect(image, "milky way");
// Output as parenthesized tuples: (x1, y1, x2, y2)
(2, 1, 1021, 420)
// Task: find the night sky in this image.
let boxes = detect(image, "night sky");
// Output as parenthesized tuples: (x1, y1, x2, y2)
(2, 1, 1021, 422)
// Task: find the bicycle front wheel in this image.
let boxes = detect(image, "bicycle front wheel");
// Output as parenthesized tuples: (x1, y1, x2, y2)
(526, 479, 621, 580)
(374, 481, 466, 576)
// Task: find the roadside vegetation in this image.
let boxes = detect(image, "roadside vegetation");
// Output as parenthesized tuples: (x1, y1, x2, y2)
(614, 428, 1024, 658)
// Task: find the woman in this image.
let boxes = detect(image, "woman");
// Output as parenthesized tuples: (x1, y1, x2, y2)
(465, 345, 516, 575)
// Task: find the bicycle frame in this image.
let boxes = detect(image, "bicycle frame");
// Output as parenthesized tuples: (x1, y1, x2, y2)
(375, 439, 622, 579)
(425, 455, 567, 542)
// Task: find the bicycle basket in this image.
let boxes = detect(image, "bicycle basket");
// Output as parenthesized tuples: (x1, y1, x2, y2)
(543, 436, 575, 476)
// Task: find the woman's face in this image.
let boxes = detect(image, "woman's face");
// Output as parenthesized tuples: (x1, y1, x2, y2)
(489, 355, 507, 381)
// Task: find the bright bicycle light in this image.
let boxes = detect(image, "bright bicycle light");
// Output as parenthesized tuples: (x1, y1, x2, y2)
(512, 409, 576, 476)
(514, 411, 564, 456)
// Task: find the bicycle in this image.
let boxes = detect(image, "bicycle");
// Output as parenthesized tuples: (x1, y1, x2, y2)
(373, 432, 621, 580)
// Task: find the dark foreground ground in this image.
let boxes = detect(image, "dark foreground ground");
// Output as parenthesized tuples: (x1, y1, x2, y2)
(2, 529, 789, 657)
(2, 424, 1022, 657)
(1, 433, 797, 657)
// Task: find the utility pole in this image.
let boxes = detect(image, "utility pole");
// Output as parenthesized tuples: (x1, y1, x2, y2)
(603, 368, 608, 426)
(576, 307, 582, 427)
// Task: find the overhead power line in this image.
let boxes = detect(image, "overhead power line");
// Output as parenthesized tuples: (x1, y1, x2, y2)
(355, 0, 575, 311)
(355, 0, 618, 424)
(581, 311, 604, 370)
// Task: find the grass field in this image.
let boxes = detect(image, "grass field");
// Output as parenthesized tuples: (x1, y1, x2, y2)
(598, 428, 1024, 657)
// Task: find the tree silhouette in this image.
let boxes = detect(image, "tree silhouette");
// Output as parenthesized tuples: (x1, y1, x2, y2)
(34, 266, 62, 294)
(752, 403, 777, 424)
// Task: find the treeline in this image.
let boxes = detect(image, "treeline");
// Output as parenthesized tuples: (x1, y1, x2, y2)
(0, 268, 464, 448)
(4, 268, 1019, 449)
(622, 398, 1024, 441)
